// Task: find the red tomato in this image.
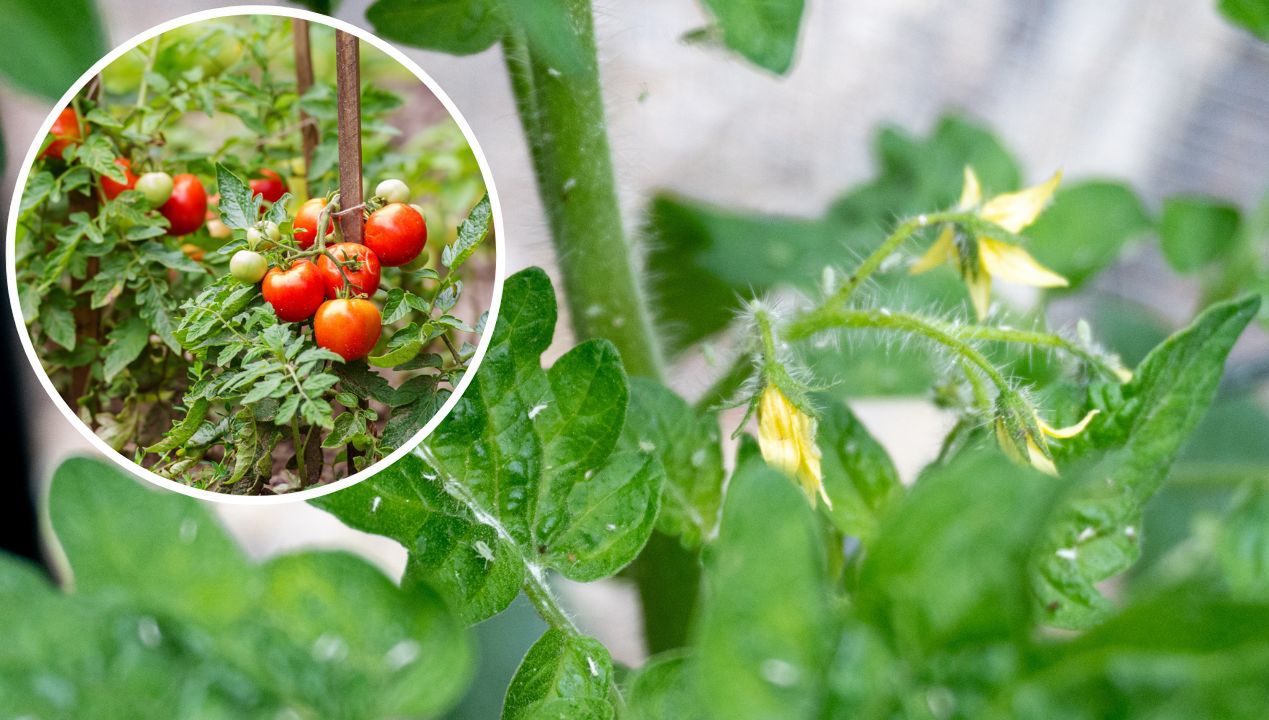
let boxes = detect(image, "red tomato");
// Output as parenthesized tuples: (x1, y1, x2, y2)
(364, 202, 427, 267)
(316, 242, 381, 299)
(293, 197, 334, 249)
(262, 260, 325, 322)
(314, 298, 382, 361)
(41, 107, 84, 160)
(101, 158, 138, 200)
(159, 174, 208, 236)
(249, 169, 288, 204)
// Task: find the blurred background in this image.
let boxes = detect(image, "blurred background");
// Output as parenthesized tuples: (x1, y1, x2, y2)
(2, 1, 1267, 717)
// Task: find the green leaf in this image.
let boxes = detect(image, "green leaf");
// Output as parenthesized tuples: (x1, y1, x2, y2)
(313, 454, 525, 624)
(1217, 485, 1269, 601)
(366, 0, 506, 56)
(695, 455, 833, 720)
(101, 314, 150, 381)
(626, 651, 706, 720)
(15, 457, 474, 718)
(1005, 591, 1269, 717)
(426, 268, 660, 577)
(859, 452, 1057, 656)
(816, 401, 903, 545)
(1026, 180, 1153, 288)
(49, 456, 254, 621)
(0, 0, 106, 100)
(443, 193, 492, 269)
(502, 629, 614, 720)
(315, 268, 661, 622)
(1159, 196, 1241, 272)
(698, 0, 806, 74)
(618, 378, 724, 548)
(1219, 0, 1269, 40)
(215, 163, 256, 230)
(1034, 296, 1261, 628)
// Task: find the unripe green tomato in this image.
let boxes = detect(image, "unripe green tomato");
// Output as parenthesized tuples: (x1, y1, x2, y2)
(136, 172, 174, 206)
(230, 250, 268, 283)
(246, 227, 264, 248)
(375, 179, 410, 204)
(262, 221, 281, 243)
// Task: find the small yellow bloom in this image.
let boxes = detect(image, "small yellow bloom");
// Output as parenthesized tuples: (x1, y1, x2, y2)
(912, 167, 1069, 319)
(757, 385, 832, 508)
(994, 395, 1098, 476)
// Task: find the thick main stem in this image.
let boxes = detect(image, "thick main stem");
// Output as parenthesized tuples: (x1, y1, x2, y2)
(500, 5, 662, 379)
(501, 3, 694, 654)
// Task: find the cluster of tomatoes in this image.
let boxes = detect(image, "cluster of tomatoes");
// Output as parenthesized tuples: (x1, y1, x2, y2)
(231, 178, 428, 363)
(44, 107, 210, 237)
(46, 107, 428, 365)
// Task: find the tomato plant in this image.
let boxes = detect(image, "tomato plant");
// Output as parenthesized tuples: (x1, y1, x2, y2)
(14, 16, 495, 494)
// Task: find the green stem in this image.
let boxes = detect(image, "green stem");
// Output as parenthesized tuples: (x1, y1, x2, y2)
(134, 38, 162, 109)
(501, 2, 693, 656)
(500, 6, 662, 379)
(827, 210, 967, 306)
(786, 307, 1011, 393)
(953, 324, 1124, 381)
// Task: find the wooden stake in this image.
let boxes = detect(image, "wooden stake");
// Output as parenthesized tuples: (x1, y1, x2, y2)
(334, 30, 363, 244)
(293, 19, 318, 183)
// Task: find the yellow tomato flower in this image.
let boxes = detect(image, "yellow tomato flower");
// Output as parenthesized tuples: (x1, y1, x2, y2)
(993, 394, 1099, 476)
(757, 385, 832, 508)
(912, 166, 1069, 319)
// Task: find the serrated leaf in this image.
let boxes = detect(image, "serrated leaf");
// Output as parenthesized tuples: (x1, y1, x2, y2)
(316, 268, 660, 625)
(503, 629, 614, 720)
(1034, 296, 1261, 628)
(144, 398, 209, 455)
(101, 314, 150, 381)
(618, 378, 723, 548)
(216, 163, 256, 229)
(312, 454, 525, 624)
(443, 193, 492, 269)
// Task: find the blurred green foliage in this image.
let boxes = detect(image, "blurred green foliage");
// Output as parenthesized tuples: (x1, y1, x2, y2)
(0, 0, 106, 100)
(0, 458, 470, 719)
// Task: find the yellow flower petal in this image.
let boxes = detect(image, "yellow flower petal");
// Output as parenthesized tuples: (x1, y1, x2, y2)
(757, 386, 831, 509)
(959, 166, 983, 209)
(979, 239, 1069, 289)
(966, 265, 993, 320)
(910, 226, 956, 274)
(1039, 409, 1099, 439)
(1026, 438, 1059, 476)
(1114, 367, 1134, 383)
(980, 170, 1062, 233)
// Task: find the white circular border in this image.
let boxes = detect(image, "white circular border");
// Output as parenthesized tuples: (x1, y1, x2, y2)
(6, 5, 506, 505)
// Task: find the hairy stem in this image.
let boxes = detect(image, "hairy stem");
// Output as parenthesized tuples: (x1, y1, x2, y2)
(826, 210, 967, 305)
(786, 307, 1011, 392)
(500, 5, 662, 379)
(954, 324, 1125, 381)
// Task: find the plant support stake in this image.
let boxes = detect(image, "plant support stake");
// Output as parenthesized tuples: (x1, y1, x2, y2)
(293, 19, 318, 183)
(335, 30, 363, 244)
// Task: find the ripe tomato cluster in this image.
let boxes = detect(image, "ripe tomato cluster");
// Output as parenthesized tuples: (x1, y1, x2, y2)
(232, 178, 428, 362)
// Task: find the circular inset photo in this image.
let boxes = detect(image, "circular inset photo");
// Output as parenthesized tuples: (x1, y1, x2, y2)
(7, 9, 503, 500)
